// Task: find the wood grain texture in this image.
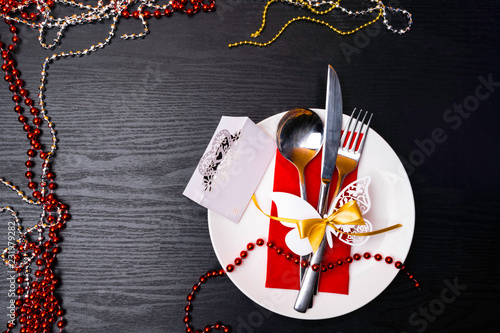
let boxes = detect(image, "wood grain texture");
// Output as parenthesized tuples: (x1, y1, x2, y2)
(1, 1, 499, 332)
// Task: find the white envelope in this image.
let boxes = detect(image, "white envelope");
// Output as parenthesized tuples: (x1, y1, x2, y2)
(183, 116, 276, 222)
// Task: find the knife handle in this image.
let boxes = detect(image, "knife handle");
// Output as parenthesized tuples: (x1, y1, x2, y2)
(294, 236, 327, 313)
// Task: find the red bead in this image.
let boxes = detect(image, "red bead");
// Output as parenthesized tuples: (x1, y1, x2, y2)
(240, 250, 247, 258)
(374, 254, 382, 261)
(311, 264, 320, 272)
(184, 315, 191, 323)
(143, 10, 151, 19)
(353, 253, 361, 260)
(226, 264, 234, 272)
(122, 10, 130, 18)
(204, 326, 211, 332)
(285, 253, 292, 260)
(192, 284, 200, 292)
(234, 257, 242, 266)
(256, 238, 264, 246)
(218, 269, 225, 276)
(246, 243, 254, 250)
(25, 171, 33, 178)
(327, 263, 334, 269)
(301, 260, 308, 268)
(33, 117, 42, 126)
(363, 252, 371, 259)
(16, 276, 24, 284)
(321, 266, 327, 272)
(187, 293, 194, 302)
(275, 247, 282, 254)
(336, 260, 343, 266)
(414, 281, 421, 289)
(395, 261, 403, 269)
(199, 276, 206, 283)
(28, 181, 37, 189)
(266, 241, 274, 248)
(132, 10, 140, 19)
(346, 256, 353, 263)
(185, 304, 191, 312)
(164, 9, 172, 16)
(223, 328, 230, 333)
(154, 10, 162, 18)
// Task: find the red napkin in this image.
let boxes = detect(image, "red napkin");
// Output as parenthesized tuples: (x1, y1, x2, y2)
(265, 150, 358, 294)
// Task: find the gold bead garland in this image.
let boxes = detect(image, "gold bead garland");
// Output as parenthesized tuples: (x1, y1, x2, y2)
(228, 0, 412, 48)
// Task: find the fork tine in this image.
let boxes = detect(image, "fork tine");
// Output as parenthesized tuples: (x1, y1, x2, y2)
(356, 112, 372, 153)
(342, 110, 363, 150)
(345, 109, 363, 152)
(340, 108, 356, 148)
(353, 111, 373, 154)
(349, 110, 367, 152)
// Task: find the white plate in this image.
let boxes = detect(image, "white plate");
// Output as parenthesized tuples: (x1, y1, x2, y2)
(208, 110, 415, 320)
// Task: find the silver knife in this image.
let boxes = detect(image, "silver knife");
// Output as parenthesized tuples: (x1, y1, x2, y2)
(294, 65, 343, 313)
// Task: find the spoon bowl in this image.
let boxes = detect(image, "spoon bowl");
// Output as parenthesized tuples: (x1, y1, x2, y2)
(276, 108, 324, 200)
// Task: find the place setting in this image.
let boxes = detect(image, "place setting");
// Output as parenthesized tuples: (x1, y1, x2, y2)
(183, 65, 417, 327)
(3, 0, 496, 332)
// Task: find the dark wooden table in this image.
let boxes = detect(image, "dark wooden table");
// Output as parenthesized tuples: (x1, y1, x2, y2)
(1, 1, 499, 332)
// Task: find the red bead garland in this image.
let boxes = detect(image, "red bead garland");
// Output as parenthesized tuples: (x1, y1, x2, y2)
(1, 17, 70, 333)
(185, 238, 419, 332)
(185, 269, 231, 333)
(1, 1, 218, 332)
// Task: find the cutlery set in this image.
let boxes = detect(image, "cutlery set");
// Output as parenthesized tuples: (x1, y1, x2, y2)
(276, 65, 373, 313)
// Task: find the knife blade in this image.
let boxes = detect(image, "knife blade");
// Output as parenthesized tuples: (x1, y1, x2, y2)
(317, 65, 343, 216)
(294, 65, 343, 313)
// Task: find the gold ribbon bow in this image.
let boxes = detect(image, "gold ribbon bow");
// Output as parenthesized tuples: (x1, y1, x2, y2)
(252, 195, 402, 253)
